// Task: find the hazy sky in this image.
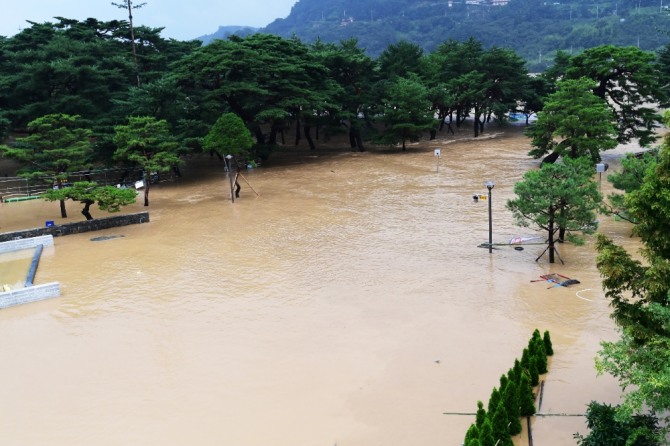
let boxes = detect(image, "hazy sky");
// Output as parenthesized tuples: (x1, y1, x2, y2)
(1, 0, 298, 40)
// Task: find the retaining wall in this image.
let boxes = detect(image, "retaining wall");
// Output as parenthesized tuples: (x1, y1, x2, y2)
(0, 235, 54, 253)
(0, 212, 149, 243)
(0, 282, 61, 309)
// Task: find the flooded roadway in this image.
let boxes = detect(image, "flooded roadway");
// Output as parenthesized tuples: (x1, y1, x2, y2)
(0, 126, 638, 445)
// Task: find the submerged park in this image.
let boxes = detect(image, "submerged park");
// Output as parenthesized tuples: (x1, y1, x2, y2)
(1, 14, 670, 446)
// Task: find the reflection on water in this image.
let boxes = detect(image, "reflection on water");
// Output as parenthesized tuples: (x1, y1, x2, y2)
(0, 127, 636, 445)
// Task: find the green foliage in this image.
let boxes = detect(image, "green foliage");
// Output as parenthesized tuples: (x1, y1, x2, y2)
(203, 113, 254, 158)
(531, 336, 548, 374)
(565, 45, 664, 147)
(262, 0, 670, 65)
(574, 401, 662, 446)
(499, 374, 508, 395)
(487, 387, 501, 415)
(512, 360, 522, 385)
(464, 423, 480, 446)
(594, 115, 670, 430)
(526, 77, 617, 162)
(113, 116, 182, 206)
(42, 181, 137, 219)
(521, 348, 530, 371)
(0, 113, 94, 218)
(0, 114, 93, 179)
(479, 418, 496, 446)
(528, 356, 540, 387)
(507, 156, 603, 263)
(377, 74, 435, 150)
(543, 330, 554, 356)
(475, 400, 487, 429)
(503, 380, 522, 436)
(492, 401, 513, 446)
(518, 372, 536, 417)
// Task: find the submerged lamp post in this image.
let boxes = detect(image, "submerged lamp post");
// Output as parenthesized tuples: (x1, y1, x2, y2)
(485, 180, 495, 254)
(225, 154, 235, 203)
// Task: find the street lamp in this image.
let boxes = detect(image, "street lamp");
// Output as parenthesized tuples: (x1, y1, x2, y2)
(225, 154, 235, 203)
(485, 180, 495, 254)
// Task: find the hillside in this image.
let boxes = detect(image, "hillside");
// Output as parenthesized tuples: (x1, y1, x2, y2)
(253, 0, 670, 70)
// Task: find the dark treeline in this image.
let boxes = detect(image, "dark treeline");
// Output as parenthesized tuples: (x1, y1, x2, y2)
(2, 17, 670, 171)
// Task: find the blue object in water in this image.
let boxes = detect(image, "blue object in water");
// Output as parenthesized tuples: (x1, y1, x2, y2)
(25, 244, 44, 286)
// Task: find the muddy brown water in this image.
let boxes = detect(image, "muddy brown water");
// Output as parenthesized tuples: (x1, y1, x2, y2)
(0, 126, 643, 445)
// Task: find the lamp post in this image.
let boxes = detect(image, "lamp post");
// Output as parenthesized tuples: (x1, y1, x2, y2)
(225, 155, 235, 203)
(485, 180, 495, 254)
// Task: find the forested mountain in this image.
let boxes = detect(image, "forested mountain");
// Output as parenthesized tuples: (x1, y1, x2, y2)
(260, 0, 670, 70)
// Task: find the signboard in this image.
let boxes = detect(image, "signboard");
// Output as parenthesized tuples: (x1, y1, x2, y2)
(434, 149, 441, 157)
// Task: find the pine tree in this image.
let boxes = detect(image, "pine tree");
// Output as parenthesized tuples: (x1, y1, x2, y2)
(519, 372, 537, 416)
(534, 337, 548, 374)
(499, 374, 509, 395)
(529, 355, 540, 386)
(475, 400, 487, 429)
(479, 418, 496, 446)
(492, 401, 513, 446)
(521, 348, 530, 371)
(503, 379, 522, 436)
(512, 360, 522, 385)
(543, 330, 554, 356)
(488, 388, 501, 415)
(464, 423, 480, 446)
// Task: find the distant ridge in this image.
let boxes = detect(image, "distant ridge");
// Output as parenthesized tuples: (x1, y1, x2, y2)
(198, 0, 670, 70)
(196, 25, 259, 44)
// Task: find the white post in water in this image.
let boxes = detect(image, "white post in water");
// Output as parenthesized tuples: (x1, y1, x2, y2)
(434, 148, 441, 173)
(225, 154, 235, 203)
(485, 180, 495, 254)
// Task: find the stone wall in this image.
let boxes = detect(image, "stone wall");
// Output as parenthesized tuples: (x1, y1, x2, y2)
(0, 282, 61, 309)
(0, 212, 149, 243)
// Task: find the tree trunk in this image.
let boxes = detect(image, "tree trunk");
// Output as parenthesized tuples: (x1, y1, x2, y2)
(349, 128, 357, 149)
(304, 124, 316, 150)
(59, 199, 67, 218)
(143, 172, 150, 206)
(473, 110, 480, 138)
(55, 177, 68, 218)
(548, 213, 555, 263)
(268, 128, 277, 145)
(355, 132, 365, 152)
(81, 200, 94, 220)
(295, 118, 301, 145)
(253, 126, 265, 145)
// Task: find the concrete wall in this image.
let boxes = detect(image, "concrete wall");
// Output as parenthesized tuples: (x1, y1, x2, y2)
(0, 282, 61, 309)
(0, 234, 54, 253)
(0, 212, 149, 243)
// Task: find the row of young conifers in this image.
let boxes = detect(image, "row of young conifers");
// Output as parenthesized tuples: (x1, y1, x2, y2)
(462, 329, 554, 446)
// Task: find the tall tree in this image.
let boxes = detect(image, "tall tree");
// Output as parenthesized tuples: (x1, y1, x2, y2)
(594, 114, 670, 427)
(565, 45, 664, 147)
(378, 74, 435, 150)
(203, 113, 254, 160)
(172, 34, 339, 149)
(0, 113, 93, 218)
(507, 156, 602, 263)
(112, 116, 182, 206)
(311, 38, 377, 151)
(526, 77, 617, 163)
(112, 0, 146, 87)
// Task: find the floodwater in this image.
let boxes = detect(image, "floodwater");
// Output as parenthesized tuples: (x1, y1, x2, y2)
(0, 125, 642, 446)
